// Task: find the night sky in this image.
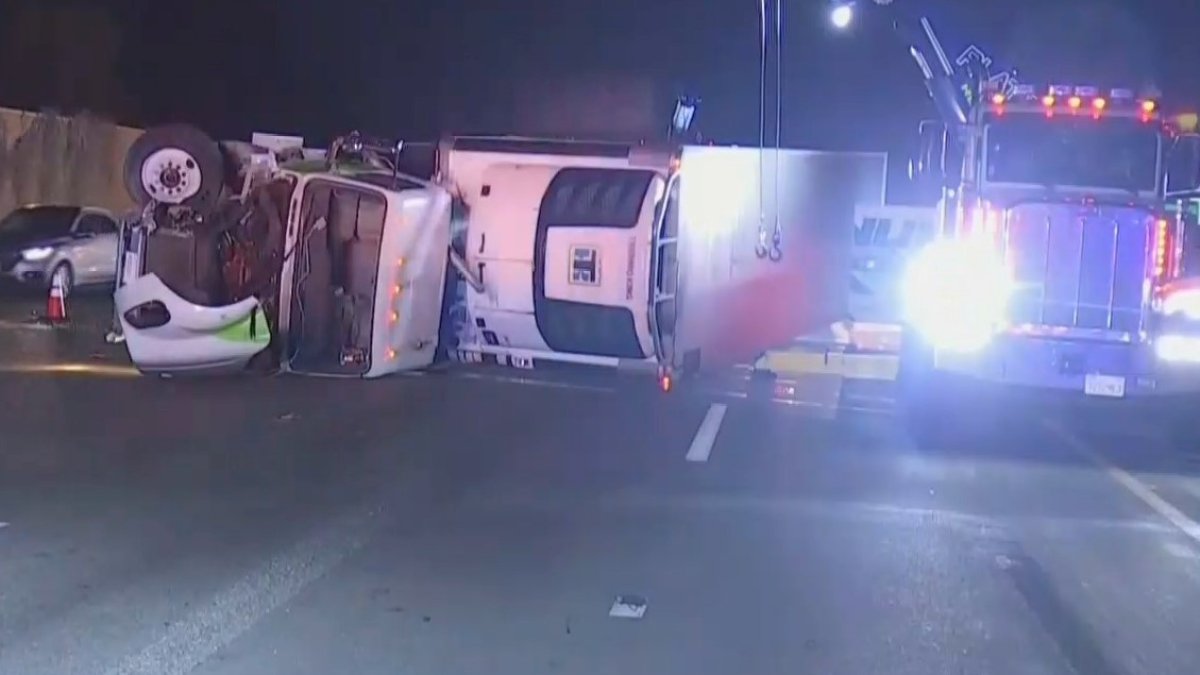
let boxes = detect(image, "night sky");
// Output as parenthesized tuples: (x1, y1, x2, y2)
(2, 0, 1199, 160)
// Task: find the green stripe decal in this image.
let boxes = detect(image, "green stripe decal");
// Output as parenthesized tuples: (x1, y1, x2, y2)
(215, 307, 271, 344)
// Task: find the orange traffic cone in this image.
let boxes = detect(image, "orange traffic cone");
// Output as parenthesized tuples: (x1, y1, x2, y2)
(46, 271, 67, 324)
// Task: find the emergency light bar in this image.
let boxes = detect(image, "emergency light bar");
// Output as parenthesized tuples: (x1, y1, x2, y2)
(986, 83, 1158, 120)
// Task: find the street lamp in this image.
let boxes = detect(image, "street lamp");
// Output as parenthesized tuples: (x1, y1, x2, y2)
(830, 2, 854, 29)
(831, 0, 896, 29)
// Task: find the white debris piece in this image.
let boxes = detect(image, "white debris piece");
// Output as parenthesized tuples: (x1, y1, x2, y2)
(608, 595, 647, 619)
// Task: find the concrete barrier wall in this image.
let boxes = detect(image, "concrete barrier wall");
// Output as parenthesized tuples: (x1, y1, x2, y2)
(0, 106, 141, 217)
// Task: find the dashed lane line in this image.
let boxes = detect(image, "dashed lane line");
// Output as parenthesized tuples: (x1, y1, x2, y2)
(685, 403, 728, 463)
(1047, 421, 1200, 545)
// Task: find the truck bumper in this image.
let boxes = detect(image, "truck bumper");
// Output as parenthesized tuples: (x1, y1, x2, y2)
(933, 335, 1200, 399)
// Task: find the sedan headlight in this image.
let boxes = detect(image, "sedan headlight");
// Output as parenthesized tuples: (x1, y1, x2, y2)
(901, 238, 1012, 353)
(21, 246, 54, 262)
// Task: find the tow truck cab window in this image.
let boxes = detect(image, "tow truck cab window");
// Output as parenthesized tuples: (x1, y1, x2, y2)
(984, 116, 1161, 192)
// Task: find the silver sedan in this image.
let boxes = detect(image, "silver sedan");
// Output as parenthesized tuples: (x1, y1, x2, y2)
(0, 205, 120, 292)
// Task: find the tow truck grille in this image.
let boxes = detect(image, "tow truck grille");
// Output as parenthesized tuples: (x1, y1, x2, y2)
(1005, 203, 1150, 335)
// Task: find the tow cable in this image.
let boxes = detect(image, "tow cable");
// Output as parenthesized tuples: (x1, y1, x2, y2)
(753, 0, 783, 263)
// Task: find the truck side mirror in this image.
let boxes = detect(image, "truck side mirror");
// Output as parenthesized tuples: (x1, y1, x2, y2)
(1167, 134, 1200, 195)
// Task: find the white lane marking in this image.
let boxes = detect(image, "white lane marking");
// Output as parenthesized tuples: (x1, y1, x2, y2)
(103, 506, 380, 675)
(1048, 422, 1200, 544)
(685, 403, 727, 463)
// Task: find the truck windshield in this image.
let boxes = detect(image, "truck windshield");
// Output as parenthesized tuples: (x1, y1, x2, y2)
(984, 116, 1160, 193)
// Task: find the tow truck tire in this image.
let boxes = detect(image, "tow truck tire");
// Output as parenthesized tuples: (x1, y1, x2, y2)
(897, 330, 986, 452)
(897, 337, 952, 450)
(1162, 398, 1200, 456)
(124, 124, 226, 215)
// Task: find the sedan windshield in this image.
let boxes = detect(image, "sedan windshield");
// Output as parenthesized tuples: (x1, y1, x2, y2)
(984, 115, 1161, 193)
(0, 206, 78, 243)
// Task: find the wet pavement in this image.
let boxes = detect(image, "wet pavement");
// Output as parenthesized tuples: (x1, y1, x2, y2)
(2, 294, 1200, 674)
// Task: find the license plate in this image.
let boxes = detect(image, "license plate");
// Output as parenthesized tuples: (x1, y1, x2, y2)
(1084, 374, 1126, 398)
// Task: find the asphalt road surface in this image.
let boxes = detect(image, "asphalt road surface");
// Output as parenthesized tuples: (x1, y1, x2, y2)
(3, 296, 1200, 674)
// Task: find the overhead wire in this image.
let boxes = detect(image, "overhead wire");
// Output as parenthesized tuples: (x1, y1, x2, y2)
(757, 0, 768, 248)
(773, 0, 782, 259)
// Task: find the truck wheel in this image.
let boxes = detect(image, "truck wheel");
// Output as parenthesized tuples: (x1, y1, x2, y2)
(1162, 398, 1200, 456)
(897, 330, 980, 451)
(898, 347, 953, 449)
(124, 124, 226, 215)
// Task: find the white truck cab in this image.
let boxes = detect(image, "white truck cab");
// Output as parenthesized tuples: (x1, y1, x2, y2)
(115, 128, 452, 377)
(275, 170, 452, 377)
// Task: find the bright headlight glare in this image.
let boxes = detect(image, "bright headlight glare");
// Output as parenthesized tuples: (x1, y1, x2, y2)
(1156, 334, 1200, 363)
(902, 239, 1011, 352)
(21, 246, 54, 261)
(1160, 288, 1200, 320)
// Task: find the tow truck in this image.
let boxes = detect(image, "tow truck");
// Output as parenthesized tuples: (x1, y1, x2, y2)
(845, 0, 1200, 444)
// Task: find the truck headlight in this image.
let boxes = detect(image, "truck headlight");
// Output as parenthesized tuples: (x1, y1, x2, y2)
(21, 246, 54, 261)
(1156, 334, 1200, 363)
(901, 239, 1012, 353)
(1160, 288, 1200, 321)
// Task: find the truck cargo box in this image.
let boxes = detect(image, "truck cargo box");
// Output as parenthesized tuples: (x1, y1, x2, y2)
(672, 146, 887, 370)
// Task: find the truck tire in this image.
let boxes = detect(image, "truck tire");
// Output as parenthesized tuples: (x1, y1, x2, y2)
(1161, 397, 1200, 456)
(897, 330, 991, 451)
(124, 124, 226, 215)
(897, 332, 954, 449)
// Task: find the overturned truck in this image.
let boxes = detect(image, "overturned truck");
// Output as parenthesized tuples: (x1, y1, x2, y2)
(116, 126, 451, 376)
(116, 125, 886, 381)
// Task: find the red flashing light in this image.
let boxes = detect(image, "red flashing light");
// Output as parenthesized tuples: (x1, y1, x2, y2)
(1092, 97, 1107, 110)
(1142, 100, 1157, 114)
(1068, 96, 1082, 109)
(1042, 95, 1055, 107)
(659, 373, 673, 392)
(991, 93, 1005, 105)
